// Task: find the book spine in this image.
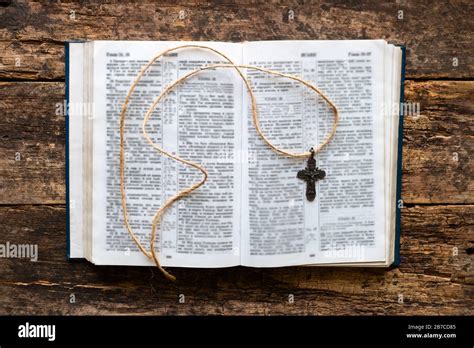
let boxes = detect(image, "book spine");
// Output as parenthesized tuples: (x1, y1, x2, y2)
(393, 45, 407, 266)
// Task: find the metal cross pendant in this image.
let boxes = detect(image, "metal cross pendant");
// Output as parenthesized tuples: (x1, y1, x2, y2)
(297, 149, 326, 201)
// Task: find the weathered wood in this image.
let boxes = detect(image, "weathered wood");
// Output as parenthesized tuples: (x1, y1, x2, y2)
(0, 0, 471, 317)
(0, 82, 65, 204)
(1, 80, 472, 205)
(0, 1, 473, 80)
(0, 204, 471, 315)
(402, 80, 474, 204)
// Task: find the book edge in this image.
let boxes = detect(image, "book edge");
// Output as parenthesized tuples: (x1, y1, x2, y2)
(65, 42, 71, 260)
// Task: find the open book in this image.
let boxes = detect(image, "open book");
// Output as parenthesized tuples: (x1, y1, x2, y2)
(66, 40, 405, 268)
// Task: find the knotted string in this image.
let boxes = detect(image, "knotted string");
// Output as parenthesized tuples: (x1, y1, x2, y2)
(119, 45, 340, 281)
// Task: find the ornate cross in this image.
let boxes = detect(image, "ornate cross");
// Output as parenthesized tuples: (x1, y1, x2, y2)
(297, 149, 326, 201)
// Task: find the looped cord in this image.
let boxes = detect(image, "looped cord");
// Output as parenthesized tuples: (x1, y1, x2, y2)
(119, 45, 340, 281)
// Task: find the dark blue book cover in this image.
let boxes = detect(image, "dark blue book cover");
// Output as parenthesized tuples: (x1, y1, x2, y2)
(393, 45, 407, 266)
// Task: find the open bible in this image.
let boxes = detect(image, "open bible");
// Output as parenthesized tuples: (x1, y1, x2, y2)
(66, 40, 405, 268)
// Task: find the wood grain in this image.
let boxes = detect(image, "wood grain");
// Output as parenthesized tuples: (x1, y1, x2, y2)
(0, 204, 471, 315)
(0, 1, 473, 80)
(1, 80, 472, 205)
(402, 80, 474, 204)
(0, 0, 472, 316)
(0, 82, 64, 204)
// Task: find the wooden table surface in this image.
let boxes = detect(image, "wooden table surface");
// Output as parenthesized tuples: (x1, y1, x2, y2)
(0, 1, 472, 315)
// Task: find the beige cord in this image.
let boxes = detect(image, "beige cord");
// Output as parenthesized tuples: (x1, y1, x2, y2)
(120, 45, 340, 281)
(119, 45, 248, 280)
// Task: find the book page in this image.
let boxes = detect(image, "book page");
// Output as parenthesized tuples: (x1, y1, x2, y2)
(90, 41, 243, 267)
(241, 40, 387, 266)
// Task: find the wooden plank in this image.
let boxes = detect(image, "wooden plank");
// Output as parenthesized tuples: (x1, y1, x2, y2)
(402, 80, 474, 204)
(0, 204, 471, 315)
(1, 80, 472, 205)
(0, 82, 65, 204)
(0, 0, 473, 80)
